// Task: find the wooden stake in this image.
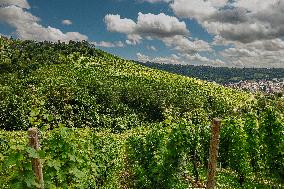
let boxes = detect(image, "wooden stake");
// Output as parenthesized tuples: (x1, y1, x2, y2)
(206, 118, 221, 189)
(28, 128, 44, 189)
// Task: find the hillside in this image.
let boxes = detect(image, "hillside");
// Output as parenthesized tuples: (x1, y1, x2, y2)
(138, 61, 284, 84)
(0, 37, 283, 188)
(0, 37, 250, 131)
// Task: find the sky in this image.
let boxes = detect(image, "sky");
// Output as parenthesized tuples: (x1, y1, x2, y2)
(0, 0, 284, 68)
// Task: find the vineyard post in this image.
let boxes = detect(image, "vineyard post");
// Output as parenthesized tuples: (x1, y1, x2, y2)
(206, 118, 221, 189)
(28, 128, 44, 189)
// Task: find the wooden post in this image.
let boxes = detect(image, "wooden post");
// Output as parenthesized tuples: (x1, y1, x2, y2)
(206, 118, 221, 189)
(28, 128, 44, 189)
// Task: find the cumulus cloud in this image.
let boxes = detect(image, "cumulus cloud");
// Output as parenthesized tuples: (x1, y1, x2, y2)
(209, 0, 229, 8)
(208, 8, 249, 24)
(162, 35, 212, 53)
(212, 35, 233, 46)
(135, 12, 189, 38)
(62, 19, 72, 25)
(219, 38, 284, 68)
(170, 0, 218, 21)
(170, 0, 284, 44)
(205, 21, 275, 43)
(105, 12, 189, 40)
(168, 0, 284, 67)
(233, 0, 279, 13)
(0, 0, 30, 9)
(92, 40, 125, 48)
(105, 12, 214, 65)
(0, 2, 87, 41)
(104, 14, 136, 34)
(104, 12, 210, 50)
(247, 38, 284, 52)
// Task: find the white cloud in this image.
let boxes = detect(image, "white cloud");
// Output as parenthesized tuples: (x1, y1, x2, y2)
(222, 48, 258, 58)
(212, 35, 233, 46)
(162, 35, 212, 53)
(246, 39, 284, 52)
(137, 52, 151, 62)
(104, 14, 136, 34)
(115, 41, 125, 47)
(181, 53, 225, 66)
(183, 53, 210, 62)
(104, 12, 189, 43)
(170, 0, 229, 21)
(105, 12, 215, 65)
(220, 38, 284, 68)
(126, 34, 142, 45)
(137, 53, 182, 64)
(146, 45, 157, 51)
(0, 5, 39, 24)
(0, 3, 88, 42)
(103, 12, 211, 53)
(204, 21, 274, 43)
(92, 40, 125, 48)
(210, 0, 228, 8)
(104, 12, 206, 58)
(233, 0, 279, 13)
(137, 52, 225, 66)
(170, 0, 220, 21)
(62, 19, 72, 25)
(0, 0, 30, 9)
(168, 0, 284, 67)
(170, 0, 284, 43)
(135, 12, 189, 38)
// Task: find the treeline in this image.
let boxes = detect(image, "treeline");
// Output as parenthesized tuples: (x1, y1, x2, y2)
(137, 62, 284, 84)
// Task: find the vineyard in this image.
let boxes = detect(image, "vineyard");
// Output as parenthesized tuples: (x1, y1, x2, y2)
(0, 36, 283, 188)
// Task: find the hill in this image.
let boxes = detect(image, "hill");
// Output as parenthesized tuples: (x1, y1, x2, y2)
(0, 37, 283, 188)
(0, 37, 250, 131)
(137, 61, 284, 84)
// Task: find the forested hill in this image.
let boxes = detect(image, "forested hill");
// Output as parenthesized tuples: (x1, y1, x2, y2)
(137, 61, 284, 84)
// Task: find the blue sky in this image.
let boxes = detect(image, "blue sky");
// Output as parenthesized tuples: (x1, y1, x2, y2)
(0, 0, 284, 68)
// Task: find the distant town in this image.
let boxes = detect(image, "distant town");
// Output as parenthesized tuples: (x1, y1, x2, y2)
(225, 79, 284, 95)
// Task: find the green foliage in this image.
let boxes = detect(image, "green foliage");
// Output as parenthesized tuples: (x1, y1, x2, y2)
(139, 61, 284, 84)
(0, 131, 37, 188)
(0, 128, 124, 188)
(220, 118, 251, 185)
(219, 107, 284, 185)
(126, 121, 211, 189)
(0, 37, 283, 188)
(259, 106, 284, 180)
(0, 37, 250, 131)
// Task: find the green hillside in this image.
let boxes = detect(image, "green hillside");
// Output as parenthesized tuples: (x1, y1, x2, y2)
(0, 37, 283, 188)
(138, 61, 284, 84)
(0, 37, 251, 131)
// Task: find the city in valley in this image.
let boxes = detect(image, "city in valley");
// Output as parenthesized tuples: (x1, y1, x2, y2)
(226, 79, 284, 95)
